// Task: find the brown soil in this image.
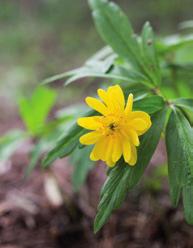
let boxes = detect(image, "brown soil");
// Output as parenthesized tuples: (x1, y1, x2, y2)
(0, 104, 193, 248)
(0, 144, 193, 248)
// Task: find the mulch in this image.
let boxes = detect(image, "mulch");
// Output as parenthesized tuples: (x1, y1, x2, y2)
(0, 145, 193, 248)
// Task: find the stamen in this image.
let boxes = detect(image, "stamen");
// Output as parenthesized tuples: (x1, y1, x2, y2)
(109, 123, 116, 131)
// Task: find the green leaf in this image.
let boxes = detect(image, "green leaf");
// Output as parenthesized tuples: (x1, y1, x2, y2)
(179, 20, 193, 30)
(25, 141, 44, 177)
(174, 98, 193, 124)
(43, 49, 149, 86)
(94, 107, 167, 232)
(42, 70, 76, 85)
(89, 0, 141, 70)
(141, 22, 161, 85)
(183, 183, 193, 225)
(19, 86, 57, 136)
(42, 46, 117, 85)
(0, 130, 25, 161)
(43, 62, 136, 86)
(64, 68, 128, 86)
(64, 53, 117, 85)
(166, 109, 193, 207)
(123, 83, 149, 99)
(173, 98, 193, 113)
(134, 95, 165, 114)
(42, 123, 84, 167)
(157, 34, 193, 54)
(70, 146, 94, 191)
(26, 113, 82, 175)
(42, 110, 95, 167)
(112, 66, 150, 86)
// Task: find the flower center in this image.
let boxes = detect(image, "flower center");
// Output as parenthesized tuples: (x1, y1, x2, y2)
(99, 114, 126, 136)
(108, 122, 117, 131)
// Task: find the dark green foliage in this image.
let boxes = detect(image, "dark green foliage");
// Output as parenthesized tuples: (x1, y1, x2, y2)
(133, 95, 165, 114)
(89, 0, 161, 86)
(166, 109, 193, 214)
(42, 124, 84, 167)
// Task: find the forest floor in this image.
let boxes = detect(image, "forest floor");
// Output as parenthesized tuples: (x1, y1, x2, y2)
(0, 104, 193, 248)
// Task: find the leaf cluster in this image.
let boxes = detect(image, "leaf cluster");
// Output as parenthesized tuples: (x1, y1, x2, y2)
(41, 0, 193, 231)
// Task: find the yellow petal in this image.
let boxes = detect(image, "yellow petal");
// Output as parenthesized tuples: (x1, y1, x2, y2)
(85, 97, 108, 115)
(106, 159, 115, 167)
(125, 94, 133, 115)
(127, 130, 140, 146)
(97, 88, 108, 105)
(129, 118, 147, 131)
(104, 136, 114, 164)
(77, 116, 102, 130)
(90, 150, 98, 161)
(107, 85, 125, 111)
(98, 88, 115, 113)
(123, 140, 131, 163)
(129, 111, 152, 135)
(91, 137, 108, 160)
(112, 135, 122, 163)
(128, 145, 137, 166)
(79, 131, 102, 145)
(129, 111, 151, 123)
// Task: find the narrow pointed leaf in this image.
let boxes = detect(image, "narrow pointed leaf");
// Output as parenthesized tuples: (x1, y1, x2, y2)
(141, 22, 161, 85)
(42, 124, 84, 167)
(166, 109, 193, 207)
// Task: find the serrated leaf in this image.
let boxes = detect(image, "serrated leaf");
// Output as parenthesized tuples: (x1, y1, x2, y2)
(89, 0, 162, 87)
(166, 109, 193, 207)
(89, 0, 141, 69)
(94, 107, 167, 233)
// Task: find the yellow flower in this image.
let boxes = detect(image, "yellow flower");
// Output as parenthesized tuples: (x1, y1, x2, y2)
(77, 85, 152, 167)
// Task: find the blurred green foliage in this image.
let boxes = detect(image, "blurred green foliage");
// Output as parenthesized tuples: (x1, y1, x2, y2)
(1, 0, 193, 101)
(19, 86, 57, 136)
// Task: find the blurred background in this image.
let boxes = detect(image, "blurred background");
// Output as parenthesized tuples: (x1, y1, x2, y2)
(0, 0, 193, 247)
